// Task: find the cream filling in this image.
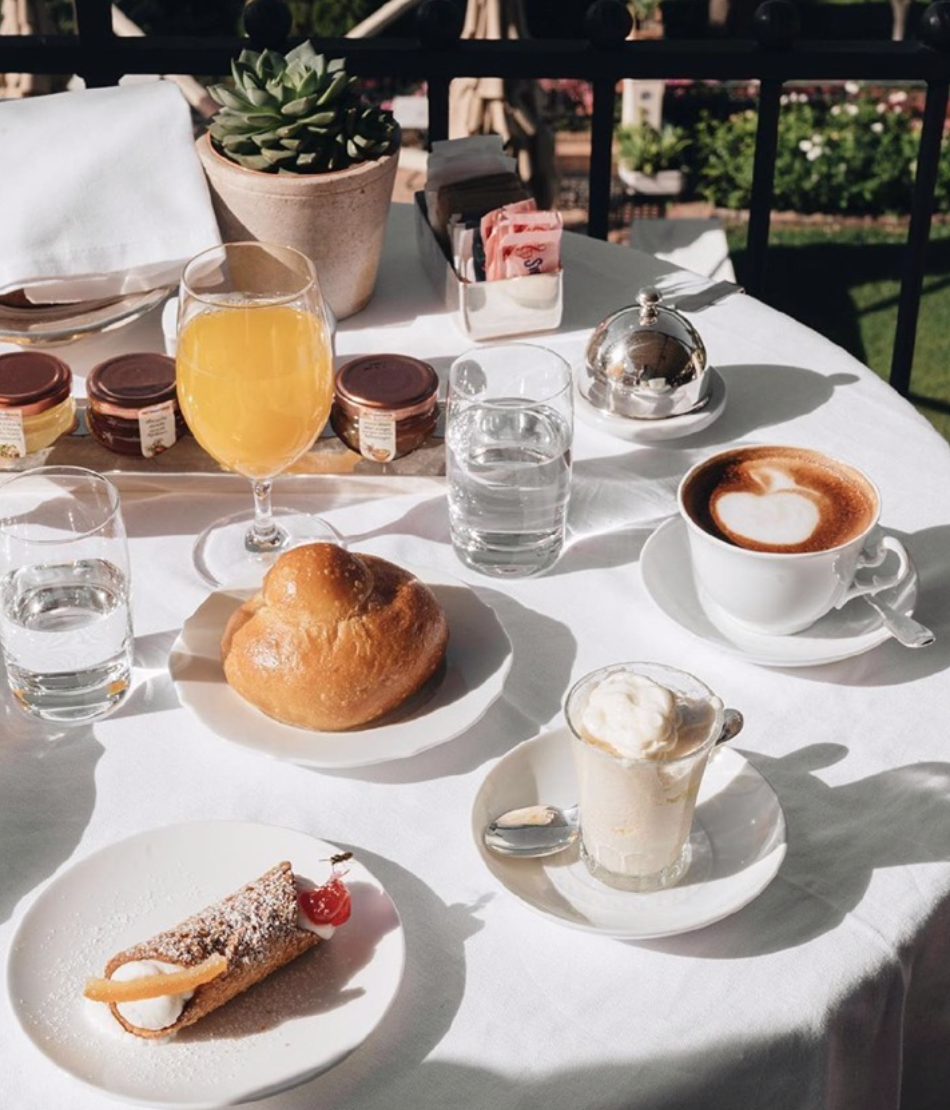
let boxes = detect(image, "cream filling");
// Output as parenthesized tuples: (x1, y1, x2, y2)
(111, 960, 193, 1031)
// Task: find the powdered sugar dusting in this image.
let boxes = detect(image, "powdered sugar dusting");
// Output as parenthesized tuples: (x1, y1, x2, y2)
(110, 862, 309, 976)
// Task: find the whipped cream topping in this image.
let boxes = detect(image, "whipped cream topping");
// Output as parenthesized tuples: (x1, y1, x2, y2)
(111, 960, 193, 1031)
(713, 464, 820, 546)
(580, 673, 680, 759)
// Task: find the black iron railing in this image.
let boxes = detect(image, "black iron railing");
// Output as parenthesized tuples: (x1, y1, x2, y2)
(3, 0, 950, 395)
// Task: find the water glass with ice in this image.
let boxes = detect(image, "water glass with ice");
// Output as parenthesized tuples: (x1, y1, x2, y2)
(446, 344, 573, 577)
(0, 466, 133, 724)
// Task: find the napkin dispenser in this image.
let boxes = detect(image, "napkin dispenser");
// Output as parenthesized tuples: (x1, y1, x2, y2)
(414, 193, 562, 341)
(583, 288, 709, 420)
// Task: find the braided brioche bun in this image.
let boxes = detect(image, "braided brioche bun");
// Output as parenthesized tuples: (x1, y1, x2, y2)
(221, 544, 449, 731)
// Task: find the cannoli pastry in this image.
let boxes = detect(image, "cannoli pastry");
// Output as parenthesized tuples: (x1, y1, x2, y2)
(84, 858, 352, 1038)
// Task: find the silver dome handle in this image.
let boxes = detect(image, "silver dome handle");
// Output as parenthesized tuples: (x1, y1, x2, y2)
(637, 286, 661, 326)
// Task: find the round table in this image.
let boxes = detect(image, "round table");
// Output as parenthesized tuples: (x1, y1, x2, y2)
(3, 204, 950, 1110)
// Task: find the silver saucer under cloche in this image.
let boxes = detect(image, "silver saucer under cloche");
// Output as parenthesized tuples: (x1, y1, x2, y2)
(576, 286, 727, 443)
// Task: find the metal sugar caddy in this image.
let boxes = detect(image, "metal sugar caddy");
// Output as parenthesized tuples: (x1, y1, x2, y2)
(582, 287, 711, 421)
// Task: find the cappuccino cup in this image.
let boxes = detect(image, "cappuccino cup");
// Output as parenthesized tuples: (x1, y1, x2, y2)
(678, 446, 910, 636)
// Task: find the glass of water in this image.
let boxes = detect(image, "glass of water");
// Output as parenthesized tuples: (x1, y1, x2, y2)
(446, 344, 573, 577)
(0, 467, 133, 724)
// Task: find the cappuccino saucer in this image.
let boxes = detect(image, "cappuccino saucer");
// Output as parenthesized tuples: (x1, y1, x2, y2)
(472, 727, 787, 940)
(640, 517, 920, 668)
(574, 365, 727, 444)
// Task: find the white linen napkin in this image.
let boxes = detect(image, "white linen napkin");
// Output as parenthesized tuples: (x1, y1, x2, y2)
(0, 81, 221, 300)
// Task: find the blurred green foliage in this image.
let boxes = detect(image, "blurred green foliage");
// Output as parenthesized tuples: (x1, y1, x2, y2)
(286, 0, 379, 37)
(691, 87, 948, 215)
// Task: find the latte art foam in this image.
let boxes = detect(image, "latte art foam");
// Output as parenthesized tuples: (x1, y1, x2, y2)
(683, 447, 877, 554)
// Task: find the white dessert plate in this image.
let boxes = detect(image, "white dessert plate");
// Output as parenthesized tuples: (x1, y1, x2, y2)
(472, 728, 786, 940)
(640, 516, 920, 668)
(168, 565, 512, 769)
(574, 365, 726, 444)
(7, 820, 405, 1109)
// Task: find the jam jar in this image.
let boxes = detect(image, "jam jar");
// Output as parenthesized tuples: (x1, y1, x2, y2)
(86, 353, 187, 458)
(0, 351, 76, 464)
(331, 354, 439, 463)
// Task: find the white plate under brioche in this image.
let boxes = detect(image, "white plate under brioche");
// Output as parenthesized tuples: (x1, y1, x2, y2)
(170, 555, 512, 769)
(221, 544, 450, 732)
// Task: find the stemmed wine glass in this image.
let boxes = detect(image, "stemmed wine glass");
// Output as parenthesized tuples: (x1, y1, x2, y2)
(176, 241, 339, 587)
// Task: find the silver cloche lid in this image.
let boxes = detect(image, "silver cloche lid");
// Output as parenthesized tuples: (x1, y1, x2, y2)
(583, 287, 709, 420)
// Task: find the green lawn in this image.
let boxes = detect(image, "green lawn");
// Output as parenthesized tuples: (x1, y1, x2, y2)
(726, 224, 950, 440)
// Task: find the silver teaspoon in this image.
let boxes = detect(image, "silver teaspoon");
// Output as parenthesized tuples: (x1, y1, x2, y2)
(483, 709, 744, 859)
(862, 594, 935, 649)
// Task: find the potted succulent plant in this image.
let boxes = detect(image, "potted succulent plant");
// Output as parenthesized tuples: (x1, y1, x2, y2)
(197, 42, 399, 319)
(616, 122, 688, 196)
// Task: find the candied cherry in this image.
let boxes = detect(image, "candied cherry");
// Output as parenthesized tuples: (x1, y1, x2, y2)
(299, 853, 353, 927)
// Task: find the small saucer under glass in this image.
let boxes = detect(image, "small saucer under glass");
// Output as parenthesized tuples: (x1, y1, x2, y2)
(472, 726, 787, 940)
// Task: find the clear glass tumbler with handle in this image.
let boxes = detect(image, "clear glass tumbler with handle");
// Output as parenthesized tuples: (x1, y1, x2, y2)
(176, 241, 338, 587)
(0, 466, 133, 725)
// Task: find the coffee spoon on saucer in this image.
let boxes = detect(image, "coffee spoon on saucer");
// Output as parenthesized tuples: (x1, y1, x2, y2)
(862, 595, 935, 649)
(483, 709, 744, 859)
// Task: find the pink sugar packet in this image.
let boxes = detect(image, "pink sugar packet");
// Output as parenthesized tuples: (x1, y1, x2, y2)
(495, 230, 562, 280)
(480, 199, 538, 252)
(484, 210, 563, 278)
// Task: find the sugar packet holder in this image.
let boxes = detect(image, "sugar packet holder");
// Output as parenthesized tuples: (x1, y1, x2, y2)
(414, 192, 563, 341)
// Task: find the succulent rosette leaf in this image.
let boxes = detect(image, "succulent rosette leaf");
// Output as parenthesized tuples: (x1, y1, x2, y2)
(208, 42, 397, 173)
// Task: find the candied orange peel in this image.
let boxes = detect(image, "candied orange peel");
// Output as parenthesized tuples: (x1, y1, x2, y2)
(83, 954, 228, 1003)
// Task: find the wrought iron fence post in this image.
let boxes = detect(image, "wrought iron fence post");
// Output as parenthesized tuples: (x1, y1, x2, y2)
(746, 0, 800, 300)
(243, 0, 292, 51)
(417, 0, 463, 147)
(891, 1, 950, 396)
(586, 1, 633, 240)
(73, 0, 119, 87)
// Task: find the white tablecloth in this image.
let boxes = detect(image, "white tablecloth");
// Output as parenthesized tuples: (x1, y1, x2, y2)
(3, 205, 950, 1110)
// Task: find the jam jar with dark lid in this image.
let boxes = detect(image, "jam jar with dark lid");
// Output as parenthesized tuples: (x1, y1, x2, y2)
(331, 354, 439, 463)
(0, 351, 76, 463)
(86, 353, 187, 458)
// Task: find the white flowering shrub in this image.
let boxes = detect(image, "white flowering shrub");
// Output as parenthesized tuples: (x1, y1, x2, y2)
(692, 85, 937, 214)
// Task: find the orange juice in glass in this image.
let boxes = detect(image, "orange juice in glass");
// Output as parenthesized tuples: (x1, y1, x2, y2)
(177, 243, 337, 586)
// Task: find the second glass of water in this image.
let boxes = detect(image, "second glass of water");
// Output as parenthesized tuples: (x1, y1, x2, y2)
(446, 344, 573, 578)
(0, 467, 133, 725)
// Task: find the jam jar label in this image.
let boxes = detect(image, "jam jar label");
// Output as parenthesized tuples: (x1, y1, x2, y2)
(0, 410, 26, 460)
(358, 411, 396, 463)
(138, 401, 177, 459)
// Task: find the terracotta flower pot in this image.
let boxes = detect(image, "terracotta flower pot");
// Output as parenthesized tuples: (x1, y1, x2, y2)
(196, 131, 399, 320)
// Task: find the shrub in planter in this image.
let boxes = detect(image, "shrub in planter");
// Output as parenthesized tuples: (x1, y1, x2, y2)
(616, 122, 690, 194)
(692, 90, 935, 217)
(198, 42, 399, 319)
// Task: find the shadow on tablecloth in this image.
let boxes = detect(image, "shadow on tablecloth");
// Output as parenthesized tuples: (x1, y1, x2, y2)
(636, 742, 950, 961)
(0, 674, 102, 926)
(316, 588, 578, 787)
(688, 364, 860, 449)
